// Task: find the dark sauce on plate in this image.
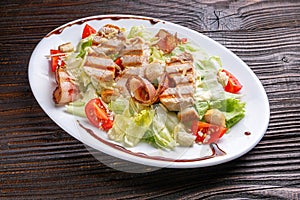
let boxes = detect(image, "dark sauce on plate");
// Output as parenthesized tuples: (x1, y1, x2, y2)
(78, 121, 226, 163)
(46, 16, 161, 38)
(244, 131, 251, 136)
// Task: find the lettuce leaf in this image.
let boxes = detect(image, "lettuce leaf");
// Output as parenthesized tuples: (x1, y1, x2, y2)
(124, 109, 155, 147)
(107, 114, 128, 142)
(127, 25, 153, 41)
(144, 105, 177, 149)
(108, 96, 129, 115)
(196, 56, 222, 71)
(76, 36, 93, 58)
(194, 98, 245, 128)
(194, 101, 209, 120)
(177, 43, 198, 53)
(149, 47, 166, 63)
(108, 106, 155, 147)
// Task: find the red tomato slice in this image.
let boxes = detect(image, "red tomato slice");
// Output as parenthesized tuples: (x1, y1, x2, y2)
(50, 49, 64, 72)
(114, 57, 123, 68)
(85, 98, 114, 131)
(181, 38, 188, 44)
(191, 121, 227, 144)
(221, 69, 242, 93)
(82, 24, 96, 39)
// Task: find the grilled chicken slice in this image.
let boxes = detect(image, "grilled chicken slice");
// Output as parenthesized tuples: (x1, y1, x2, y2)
(114, 37, 151, 96)
(159, 85, 194, 111)
(83, 50, 117, 83)
(120, 37, 150, 67)
(92, 24, 126, 56)
(53, 67, 79, 104)
(159, 52, 196, 111)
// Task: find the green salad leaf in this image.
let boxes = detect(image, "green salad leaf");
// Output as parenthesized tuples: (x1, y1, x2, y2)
(127, 25, 153, 41)
(108, 98, 155, 147)
(143, 105, 177, 149)
(76, 36, 93, 58)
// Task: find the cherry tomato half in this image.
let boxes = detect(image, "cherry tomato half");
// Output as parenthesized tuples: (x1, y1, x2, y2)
(221, 69, 242, 93)
(82, 24, 96, 39)
(85, 98, 114, 131)
(50, 49, 64, 72)
(114, 57, 123, 68)
(191, 121, 227, 144)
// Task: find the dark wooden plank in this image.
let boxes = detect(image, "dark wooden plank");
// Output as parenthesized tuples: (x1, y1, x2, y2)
(1, 0, 300, 199)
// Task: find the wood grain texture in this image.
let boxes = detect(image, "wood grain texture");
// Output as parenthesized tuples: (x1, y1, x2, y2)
(1, 0, 299, 199)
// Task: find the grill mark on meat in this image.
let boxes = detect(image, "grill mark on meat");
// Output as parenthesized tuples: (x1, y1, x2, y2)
(169, 72, 194, 86)
(83, 51, 116, 82)
(121, 55, 143, 67)
(85, 56, 116, 70)
(166, 62, 193, 74)
(84, 66, 115, 82)
(92, 24, 126, 56)
(159, 95, 194, 111)
(92, 39, 125, 56)
(159, 53, 196, 111)
(120, 37, 150, 67)
(122, 49, 143, 56)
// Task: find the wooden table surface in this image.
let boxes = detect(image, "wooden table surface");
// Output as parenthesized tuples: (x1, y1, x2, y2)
(1, 0, 299, 199)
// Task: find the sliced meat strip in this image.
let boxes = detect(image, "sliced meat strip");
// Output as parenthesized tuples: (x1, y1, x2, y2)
(121, 55, 143, 67)
(84, 67, 115, 82)
(85, 55, 116, 69)
(83, 51, 117, 82)
(154, 29, 179, 54)
(169, 72, 194, 86)
(126, 76, 156, 105)
(93, 38, 125, 56)
(114, 66, 146, 97)
(165, 61, 194, 75)
(53, 67, 79, 104)
(159, 85, 194, 111)
(120, 37, 150, 67)
(92, 24, 126, 56)
(159, 52, 196, 111)
(121, 42, 144, 55)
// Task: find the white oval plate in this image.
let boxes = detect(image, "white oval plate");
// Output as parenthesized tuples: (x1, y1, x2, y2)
(28, 15, 270, 168)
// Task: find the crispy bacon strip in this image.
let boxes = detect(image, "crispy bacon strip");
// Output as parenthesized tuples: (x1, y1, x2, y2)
(125, 73, 169, 105)
(154, 29, 179, 54)
(126, 76, 156, 105)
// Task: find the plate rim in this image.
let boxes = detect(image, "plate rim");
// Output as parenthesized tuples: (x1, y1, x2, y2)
(28, 14, 270, 168)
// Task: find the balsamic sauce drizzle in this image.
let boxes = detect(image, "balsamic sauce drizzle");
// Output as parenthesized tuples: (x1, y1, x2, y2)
(46, 16, 161, 38)
(244, 131, 251, 136)
(77, 121, 226, 163)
